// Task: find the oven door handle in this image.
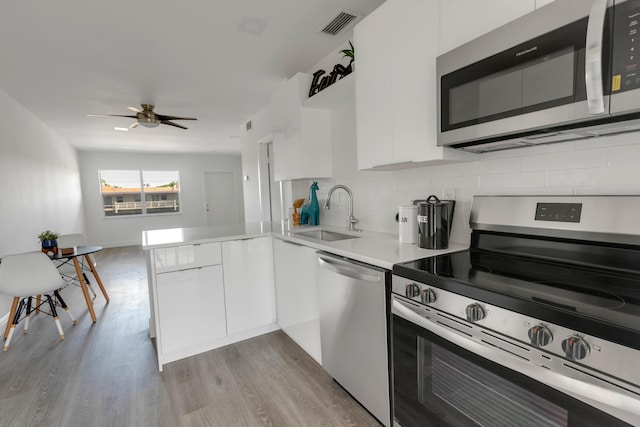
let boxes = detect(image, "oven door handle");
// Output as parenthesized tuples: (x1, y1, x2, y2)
(392, 298, 640, 425)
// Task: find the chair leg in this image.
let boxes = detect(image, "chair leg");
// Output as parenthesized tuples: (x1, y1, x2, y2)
(54, 290, 76, 325)
(4, 298, 26, 351)
(4, 297, 19, 339)
(23, 297, 33, 334)
(45, 295, 64, 340)
(83, 272, 97, 299)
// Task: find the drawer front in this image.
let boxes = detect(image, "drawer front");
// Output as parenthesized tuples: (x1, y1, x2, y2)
(153, 242, 222, 273)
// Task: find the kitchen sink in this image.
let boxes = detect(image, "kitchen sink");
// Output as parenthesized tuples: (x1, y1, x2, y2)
(295, 230, 361, 242)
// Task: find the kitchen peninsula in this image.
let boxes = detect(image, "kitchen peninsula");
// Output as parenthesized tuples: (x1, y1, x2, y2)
(142, 223, 466, 370)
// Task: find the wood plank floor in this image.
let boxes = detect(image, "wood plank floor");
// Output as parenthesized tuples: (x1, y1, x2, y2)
(0, 246, 382, 427)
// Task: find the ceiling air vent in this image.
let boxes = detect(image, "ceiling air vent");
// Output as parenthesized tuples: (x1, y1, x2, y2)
(319, 10, 359, 36)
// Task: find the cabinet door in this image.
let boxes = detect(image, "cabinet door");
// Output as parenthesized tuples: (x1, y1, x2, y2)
(156, 265, 226, 355)
(271, 73, 332, 180)
(354, 0, 393, 170)
(389, 0, 438, 164)
(355, 0, 474, 170)
(153, 242, 222, 273)
(536, 0, 554, 8)
(272, 239, 322, 363)
(438, 0, 535, 54)
(222, 237, 276, 336)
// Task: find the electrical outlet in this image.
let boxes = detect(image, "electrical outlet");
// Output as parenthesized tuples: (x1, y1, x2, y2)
(442, 189, 456, 200)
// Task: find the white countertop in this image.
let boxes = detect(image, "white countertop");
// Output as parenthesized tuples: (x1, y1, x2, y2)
(142, 222, 468, 270)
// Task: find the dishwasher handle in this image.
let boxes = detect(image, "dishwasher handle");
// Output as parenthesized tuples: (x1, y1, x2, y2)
(317, 254, 382, 283)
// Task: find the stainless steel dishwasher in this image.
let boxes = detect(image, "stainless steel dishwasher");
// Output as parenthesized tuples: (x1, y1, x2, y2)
(316, 251, 391, 427)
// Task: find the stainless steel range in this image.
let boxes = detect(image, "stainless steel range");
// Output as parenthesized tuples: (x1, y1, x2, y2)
(391, 196, 640, 427)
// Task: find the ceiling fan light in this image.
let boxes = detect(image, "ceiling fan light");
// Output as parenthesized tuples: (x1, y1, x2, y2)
(139, 120, 160, 128)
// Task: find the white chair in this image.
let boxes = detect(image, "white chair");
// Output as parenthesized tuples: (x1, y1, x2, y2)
(0, 252, 76, 351)
(57, 233, 97, 299)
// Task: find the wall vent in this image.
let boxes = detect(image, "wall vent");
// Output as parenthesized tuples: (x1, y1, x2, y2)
(246, 120, 252, 131)
(319, 10, 359, 36)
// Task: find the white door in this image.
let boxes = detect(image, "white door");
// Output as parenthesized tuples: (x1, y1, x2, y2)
(204, 171, 239, 226)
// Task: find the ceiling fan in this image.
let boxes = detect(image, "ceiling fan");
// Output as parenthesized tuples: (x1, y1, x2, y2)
(88, 104, 197, 129)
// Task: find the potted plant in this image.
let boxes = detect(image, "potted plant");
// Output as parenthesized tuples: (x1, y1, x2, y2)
(38, 230, 60, 255)
(340, 40, 355, 72)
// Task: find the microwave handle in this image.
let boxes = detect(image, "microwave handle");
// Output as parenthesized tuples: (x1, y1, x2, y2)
(585, 0, 609, 115)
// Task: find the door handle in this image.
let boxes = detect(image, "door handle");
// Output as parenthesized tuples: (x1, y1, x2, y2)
(585, 0, 609, 115)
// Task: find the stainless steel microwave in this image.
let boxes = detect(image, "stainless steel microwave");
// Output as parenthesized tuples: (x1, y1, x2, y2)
(437, 0, 640, 153)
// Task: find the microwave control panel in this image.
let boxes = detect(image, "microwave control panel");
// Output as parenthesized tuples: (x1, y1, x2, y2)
(612, 0, 640, 92)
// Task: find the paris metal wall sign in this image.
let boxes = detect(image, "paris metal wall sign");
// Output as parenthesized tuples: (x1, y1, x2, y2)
(308, 63, 353, 98)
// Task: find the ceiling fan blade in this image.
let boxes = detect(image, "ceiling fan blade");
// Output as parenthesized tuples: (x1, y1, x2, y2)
(127, 106, 143, 113)
(129, 122, 140, 129)
(156, 114, 197, 121)
(87, 114, 137, 118)
(161, 120, 188, 130)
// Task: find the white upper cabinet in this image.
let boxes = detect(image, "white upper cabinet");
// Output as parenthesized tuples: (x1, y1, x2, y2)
(355, 0, 475, 171)
(536, 0, 555, 8)
(438, 0, 536, 54)
(271, 73, 332, 181)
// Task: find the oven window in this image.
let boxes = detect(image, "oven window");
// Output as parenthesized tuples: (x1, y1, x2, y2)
(393, 314, 632, 427)
(417, 339, 568, 426)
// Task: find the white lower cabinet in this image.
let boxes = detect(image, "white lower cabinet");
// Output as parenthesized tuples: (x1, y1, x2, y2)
(150, 238, 277, 370)
(272, 239, 322, 364)
(156, 265, 227, 355)
(222, 237, 276, 336)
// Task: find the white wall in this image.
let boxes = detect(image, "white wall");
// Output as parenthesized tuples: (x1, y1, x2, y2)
(78, 151, 244, 247)
(0, 88, 84, 316)
(241, 105, 272, 223)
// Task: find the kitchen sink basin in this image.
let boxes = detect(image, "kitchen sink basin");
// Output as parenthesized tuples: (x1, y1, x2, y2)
(296, 230, 361, 242)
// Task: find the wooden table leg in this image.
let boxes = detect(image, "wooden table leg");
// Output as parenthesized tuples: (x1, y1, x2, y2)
(73, 257, 97, 322)
(4, 297, 19, 339)
(84, 254, 109, 302)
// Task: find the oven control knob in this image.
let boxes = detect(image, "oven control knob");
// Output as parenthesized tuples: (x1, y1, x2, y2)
(405, 283, 420, 298)
(465, 303, 485, 322)
(421, 288, 437, 304)
(528, 325, 553, 348)
(561, 336, 590, 361)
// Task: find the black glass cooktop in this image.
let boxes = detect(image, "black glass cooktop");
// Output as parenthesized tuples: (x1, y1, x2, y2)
(393, 248, 640, 349)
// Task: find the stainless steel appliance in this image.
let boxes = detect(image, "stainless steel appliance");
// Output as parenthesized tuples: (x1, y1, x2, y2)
(392, 196, 640, 426)
(316, 252, 391, 426)
(437, 0, 640, 152)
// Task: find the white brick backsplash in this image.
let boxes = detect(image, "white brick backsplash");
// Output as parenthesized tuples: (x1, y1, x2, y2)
(479, 171, 546, 188)
(497, 187, 574, 196)
(430, 174, 478, 190)
(290, 123, 640, 246)
(608, 144, 640, 166)
(470, 157, 522, 175)
(547, 167, 640, 187)
(521, 148, 607, 171)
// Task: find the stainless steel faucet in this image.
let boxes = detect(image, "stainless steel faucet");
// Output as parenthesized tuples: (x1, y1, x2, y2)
(324, 185, 359, 231)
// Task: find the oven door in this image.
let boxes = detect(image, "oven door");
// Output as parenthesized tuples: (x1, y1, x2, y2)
(392, 296, 637, 427)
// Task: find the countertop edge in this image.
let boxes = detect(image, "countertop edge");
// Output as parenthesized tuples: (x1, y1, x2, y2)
(142, 223, 469, 269)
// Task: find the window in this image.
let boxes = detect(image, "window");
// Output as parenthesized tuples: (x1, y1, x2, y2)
(99, 170, 181, 217)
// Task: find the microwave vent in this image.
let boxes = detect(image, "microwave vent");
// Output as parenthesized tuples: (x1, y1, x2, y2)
(584, 122, 640, 136)
(319, 10, 359, 36)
